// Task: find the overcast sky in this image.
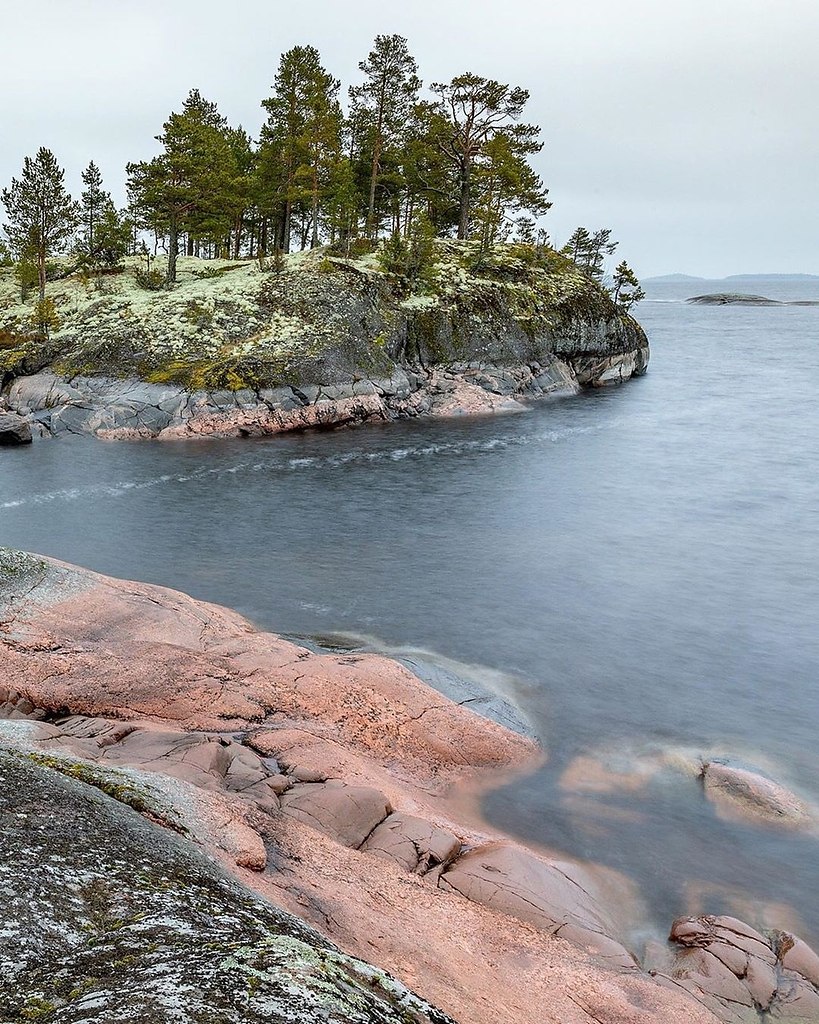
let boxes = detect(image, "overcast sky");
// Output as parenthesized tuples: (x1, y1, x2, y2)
(2, 0, 817, 277)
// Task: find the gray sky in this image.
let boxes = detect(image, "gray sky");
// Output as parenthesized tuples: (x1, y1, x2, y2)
(2, 0, 817, 277)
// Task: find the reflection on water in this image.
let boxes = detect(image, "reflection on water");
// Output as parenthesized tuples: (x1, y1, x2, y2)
(2, 278, 818, 944)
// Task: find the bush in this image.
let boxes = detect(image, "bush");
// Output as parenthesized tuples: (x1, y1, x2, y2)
(26, 297, 60, 339)
(134, 267, 165, 291)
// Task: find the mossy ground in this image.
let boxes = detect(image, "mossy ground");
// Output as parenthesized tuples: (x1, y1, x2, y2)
(0, 243, 624, 392)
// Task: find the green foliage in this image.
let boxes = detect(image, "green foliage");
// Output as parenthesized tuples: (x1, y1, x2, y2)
(1, 147, 80, 301)
(611, 259, 645, 311)
(134, 267, 165, 291)
(378, 213, 438, 291)
(563, 227, 618, 280)
(349, 34, 421, 238)
(26, 296, 60, 339)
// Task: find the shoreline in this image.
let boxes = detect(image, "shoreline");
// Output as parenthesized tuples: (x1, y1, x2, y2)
(2, 550, 817, 1022)
(1, 346, 647, 444)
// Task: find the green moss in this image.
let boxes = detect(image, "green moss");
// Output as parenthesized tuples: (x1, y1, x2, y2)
(19, 997, 56, 1022)
(24, 753, 188, 835)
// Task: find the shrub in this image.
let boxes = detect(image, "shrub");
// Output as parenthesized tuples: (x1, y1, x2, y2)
(134, 267, 165, 291)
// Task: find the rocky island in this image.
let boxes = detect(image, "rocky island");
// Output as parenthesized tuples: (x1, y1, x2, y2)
(0, 242, 648, 443)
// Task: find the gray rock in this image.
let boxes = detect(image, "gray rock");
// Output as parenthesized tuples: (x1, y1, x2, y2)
(0, 412, 32, 445)
(687, 293, 779, 305)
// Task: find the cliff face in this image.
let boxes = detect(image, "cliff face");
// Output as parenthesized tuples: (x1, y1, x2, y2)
(0, 243, 648, 440)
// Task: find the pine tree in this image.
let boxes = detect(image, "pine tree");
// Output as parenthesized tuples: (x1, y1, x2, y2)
(430, 75, 545, 240)
(260, 46, 341, 252)
(79, 161, 106, 260)
(1, 147, 79, 301)
(349, 35, 421, 238)
(563, 227, 618, 280)
(611, 260, 645, 311)
(127, 89, 237, 282)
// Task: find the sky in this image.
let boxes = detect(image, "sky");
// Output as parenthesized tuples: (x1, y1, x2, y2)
(2, 0, 817, 277)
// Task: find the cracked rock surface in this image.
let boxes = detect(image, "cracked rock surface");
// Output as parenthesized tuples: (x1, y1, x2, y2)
(649, 915, 819, 1022)
(0, 751, 454, 1024)
(0, 548, 729, 1024)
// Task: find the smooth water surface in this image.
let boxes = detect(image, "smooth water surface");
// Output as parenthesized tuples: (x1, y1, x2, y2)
(2, 277, 818, 943)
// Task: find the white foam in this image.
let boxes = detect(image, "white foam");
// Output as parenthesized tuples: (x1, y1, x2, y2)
(0, 419, 619, 510)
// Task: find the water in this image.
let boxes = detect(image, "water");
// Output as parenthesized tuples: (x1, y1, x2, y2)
(1, 277, 818, 946)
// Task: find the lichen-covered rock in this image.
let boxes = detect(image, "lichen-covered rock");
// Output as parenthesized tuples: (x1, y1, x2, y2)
(0, 751, 455, 1024)
(0, 246, 648, 440)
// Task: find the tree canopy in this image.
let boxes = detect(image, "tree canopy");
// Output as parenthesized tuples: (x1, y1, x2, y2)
(1, 34, 641, 305)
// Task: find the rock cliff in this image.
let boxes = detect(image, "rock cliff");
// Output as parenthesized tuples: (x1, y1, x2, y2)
(0, 243, 648, 440)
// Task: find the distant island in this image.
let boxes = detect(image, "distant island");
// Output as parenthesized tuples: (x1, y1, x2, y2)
(645, 272, 819, 283)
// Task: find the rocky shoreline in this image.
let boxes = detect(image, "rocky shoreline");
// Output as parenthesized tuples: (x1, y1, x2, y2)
(3, 548, 818, 1022)
(0, 245, 649, 443)
(0, 345, 646, 443)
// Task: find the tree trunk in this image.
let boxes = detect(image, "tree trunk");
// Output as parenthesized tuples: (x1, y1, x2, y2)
(167, 218, 179, 285)
(283, 200, 292, 254)
(366, 135, 382, 238)
(457, 159, 471, 241)
(37, 247, 46, 304)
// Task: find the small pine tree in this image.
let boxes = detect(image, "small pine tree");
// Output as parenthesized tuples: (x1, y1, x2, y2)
(611, 260, 645, 312)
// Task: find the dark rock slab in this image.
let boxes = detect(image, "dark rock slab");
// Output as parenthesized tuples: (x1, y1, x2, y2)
(687, 293, 780, 305)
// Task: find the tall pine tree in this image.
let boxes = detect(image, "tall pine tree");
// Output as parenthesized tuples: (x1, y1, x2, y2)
(349, 35, 421, 238)
(1, 147, 79, 301)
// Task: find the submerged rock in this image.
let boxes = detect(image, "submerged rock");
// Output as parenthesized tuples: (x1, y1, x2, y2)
(701, 757, 812, 829)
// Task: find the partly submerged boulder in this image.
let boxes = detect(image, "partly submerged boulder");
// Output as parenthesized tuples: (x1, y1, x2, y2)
(701, 758, 812, 829)
(651, 914, 819, 1023)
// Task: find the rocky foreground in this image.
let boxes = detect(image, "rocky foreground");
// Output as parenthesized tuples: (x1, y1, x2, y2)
(2, 549, 818, 1023)
(0, 244, 648, 441)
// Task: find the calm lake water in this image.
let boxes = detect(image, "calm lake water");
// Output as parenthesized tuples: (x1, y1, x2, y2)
(2, 277, 818, 946)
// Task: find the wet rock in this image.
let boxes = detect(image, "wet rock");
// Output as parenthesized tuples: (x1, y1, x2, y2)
(0, 411, 32, 445)
(702, 758, 811, 828)
(438, 843, 636, 968)
(280, 781, 393, 848)
(687, 293, 779, 305)
(361, 812, 461, 874)
(655, 915, 819, 1023)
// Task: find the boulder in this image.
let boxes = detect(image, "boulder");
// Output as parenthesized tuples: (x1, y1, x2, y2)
(361, 812, 461, 874)
(280, 781, 393, 848)
(0, 412, 32, 445)
(702, 758, 811, 828)
(438, 843, 635, 968)
(656, 915, 819, 1022)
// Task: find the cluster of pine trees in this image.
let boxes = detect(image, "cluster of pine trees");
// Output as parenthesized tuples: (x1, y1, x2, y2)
(1, 34, 644, 317)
